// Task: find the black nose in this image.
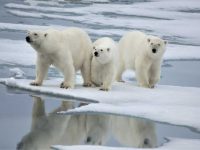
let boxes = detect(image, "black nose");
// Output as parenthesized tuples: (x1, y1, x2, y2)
(94, 51, 98, 57)
(26, 36, 31, 43)
(152, 48, 157, 53)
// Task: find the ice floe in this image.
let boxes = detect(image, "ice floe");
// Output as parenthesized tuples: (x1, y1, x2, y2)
(0, 78, 199, 131)
(4, 0, 200, 45)
(9, 67, 25, 78)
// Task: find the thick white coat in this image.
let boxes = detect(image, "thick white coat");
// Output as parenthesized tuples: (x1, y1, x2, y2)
(91, 37, 119, 91)
(117, 31, 167, 88)
(27, 28, 92, 88)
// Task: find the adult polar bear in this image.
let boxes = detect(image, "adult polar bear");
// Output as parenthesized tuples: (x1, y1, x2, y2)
(26, 28, 92, 89)
(117, 31, 167, 88)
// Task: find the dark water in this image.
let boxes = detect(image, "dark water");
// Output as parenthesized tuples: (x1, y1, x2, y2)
(0, 84, 200, 150)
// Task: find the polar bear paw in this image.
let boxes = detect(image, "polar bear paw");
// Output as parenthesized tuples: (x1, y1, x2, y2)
(60, 82, 73, 89)
(149, 84, 155, 89)
(99, 85, 111, 91)
(100, 88, 109, 91)
(83, 82, 92, 87)
(138, 83, 150, 88)
(30, 81, 42, 86)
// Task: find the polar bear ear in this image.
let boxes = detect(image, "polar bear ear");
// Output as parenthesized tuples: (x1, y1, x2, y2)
(44, 33, 48, 37)
(147, 38, 151, 42)
(107, 48, 110, 52)
(164, 40, 167, 45)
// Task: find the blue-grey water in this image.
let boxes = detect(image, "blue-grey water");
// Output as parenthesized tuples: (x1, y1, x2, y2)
(0, 0, 200, 149)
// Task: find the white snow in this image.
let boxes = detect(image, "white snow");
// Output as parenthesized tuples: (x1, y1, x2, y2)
(52, 138, 200, 150)
(9, 67, 25, 78)
(0, 22, 124, 37)
(5, 0, 200, 45)
(24, 0, 64, 7)
(0, 39, 35, 65)
(0, 78, 200, 131)
(5, 77, 17, 87)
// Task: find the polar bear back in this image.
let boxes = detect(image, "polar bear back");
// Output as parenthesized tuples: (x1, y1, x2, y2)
(119, 31, 147, 70)
(42, 28, 92, 71)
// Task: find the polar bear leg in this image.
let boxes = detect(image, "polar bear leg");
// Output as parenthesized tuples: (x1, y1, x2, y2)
(149, 63, 161, 88)
(32, 96, 45, 130)
(81, 58, 92, 87)
(31, 55, 50, 86)
(100, 68, 114, 91)
(60, 64, 75, 89)
(135, 59, 151, 88)
(54, 52, 75, 89)
(116, 61, 125, 82)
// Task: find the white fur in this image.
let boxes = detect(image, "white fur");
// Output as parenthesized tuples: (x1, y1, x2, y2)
(117, 31, 167, 88)
(91, 37, 119, 91)
(111, 116, 157, 148)
(26, 28, 92, 88)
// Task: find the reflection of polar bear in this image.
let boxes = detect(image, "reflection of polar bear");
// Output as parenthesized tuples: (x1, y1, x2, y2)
(62, 113, 111, 146)
(117, 31, 167, 88)
(91, 37, 119, 91)
(85, 115, 111, 145)
(17, 98, 111, 150)
(17, 96, 73, 150)
(26, 28, 92, 89)
(111, 116, 157, 148)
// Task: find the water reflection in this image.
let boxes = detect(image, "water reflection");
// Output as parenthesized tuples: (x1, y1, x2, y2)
(17, 96, 157, 149)
(111, 116, 157, 148)
(17, 96, 74, 150)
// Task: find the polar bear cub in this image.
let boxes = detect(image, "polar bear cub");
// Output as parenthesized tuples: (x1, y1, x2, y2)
(26, 28, 92, 89)
(91, 37, 119, 91)
(117, 31, 167, 88)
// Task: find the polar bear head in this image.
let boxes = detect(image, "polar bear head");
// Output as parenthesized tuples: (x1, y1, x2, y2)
(93, 45, 114, 65)
(146, 36, 167, 59)
(26, 30, 48, 50)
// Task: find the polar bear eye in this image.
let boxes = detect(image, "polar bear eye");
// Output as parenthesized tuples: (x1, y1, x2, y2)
(158, 44, 161, 46)
(151, 43, 153, 45)
(34, 33, 38, 36)
(101, 49, 103, 52)
(107, 48, 110, 52)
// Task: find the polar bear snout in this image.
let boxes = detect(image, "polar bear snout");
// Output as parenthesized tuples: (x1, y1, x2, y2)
(94, 51, 99, 57)
(26, 36, 31, 43)
(152, 48, 157, 53)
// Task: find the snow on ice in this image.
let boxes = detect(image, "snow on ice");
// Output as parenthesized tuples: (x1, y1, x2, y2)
(0, 78, 200, 132)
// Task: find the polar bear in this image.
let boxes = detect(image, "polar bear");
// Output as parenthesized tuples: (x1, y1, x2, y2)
(91, 37, 119, 91)
(26, 28, 92, 89)
(117, 31, 167, 88)
(111, 116, 157, 148)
